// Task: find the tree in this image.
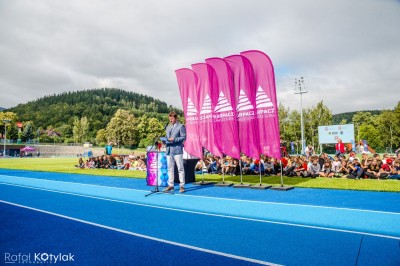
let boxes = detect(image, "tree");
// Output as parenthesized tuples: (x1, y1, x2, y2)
(307, 101, 332, 149)
(392, 101, 400, 149)
(287, 110, 301, 145)
(352, 111, 376, 140)
(0, 112, 19, 140)
(359, 124, 380, 150)
(106, 109, 137, 146)
(22, 121, 35, 142)
(95, 129, 108, 146)
(278, 103, 290, 143)
(73, 116, 90, 143)
(376, 109, 400, 152)
(138, 117, 165, 148)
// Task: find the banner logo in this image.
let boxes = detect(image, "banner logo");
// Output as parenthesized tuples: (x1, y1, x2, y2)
(200, 94, 213, 121)
(213, 91, 234, 121)
(200, 94, 212, 114)
(236, 89, 254, 111)
(186, 98, 198, 116)
(256, 86, 275, 118)
(214, 92, 233, 113)
(256, 86, 273, 108)
(236, 89, 255, 120)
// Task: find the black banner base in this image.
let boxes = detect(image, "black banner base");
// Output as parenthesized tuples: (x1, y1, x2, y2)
(233, 183, 251, 188)
(271, 186, 295, 191)
(194, 181, 215, 186)
(215, 182, 234, 187)
(250, 184, 272, 190)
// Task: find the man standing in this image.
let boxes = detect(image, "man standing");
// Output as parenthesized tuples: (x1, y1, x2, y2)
(105, 142, 113, 155)
(163, 112, 186, 193)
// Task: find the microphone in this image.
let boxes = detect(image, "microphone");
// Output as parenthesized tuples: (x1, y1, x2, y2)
(164, 122, 169, 130)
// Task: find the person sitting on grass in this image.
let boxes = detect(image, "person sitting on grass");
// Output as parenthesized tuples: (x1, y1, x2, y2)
(221, 156, 232, 175)
(136, 157, 147, 171)
(96, 156, 103, 168)
(264, 157, 275, 176)
(332, 156, 342, 177)
(273, 158, 282, 174)
(107, 155, 117, 169)
(284, 156, 297, 176)
(293, 158, 308, 177)
(307, 156, 315, 173)
(207, 155, 219, 174)
(122, 155, 130, 170)
(250, 159, 263, 175)
(319, 160, 335, 178)
(241, 157, 252, 175)
(308, 158, 321, 178)
(231, 159, 241, 176)
(101, 155, 108, 168)
(365, 159, 383, 179)
(318, 154, 326, 169)
(379, 159, 391, 179)
(347, 158, 364, 179)
(195, 160, 208, 174)
(348, 152, 357, 163)
(85, 158, 95, 169)
(115, 156, 125, 170)
(360, 153, 371, 173)
(129, 157, 138, 170)
(337, 160, 350, 178)
(75, 157, 85, 169)
(388, 159, 400, 179)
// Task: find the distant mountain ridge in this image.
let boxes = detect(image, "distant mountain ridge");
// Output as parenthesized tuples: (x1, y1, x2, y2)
(332, 110, 382, 124)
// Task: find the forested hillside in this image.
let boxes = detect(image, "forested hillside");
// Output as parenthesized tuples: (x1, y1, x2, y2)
(3, 88, 182, 146)
(332, 110, 382, 124)
(7, 88, 176, 129)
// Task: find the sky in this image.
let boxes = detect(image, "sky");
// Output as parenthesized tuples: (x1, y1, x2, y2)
(0, 0, 399, 114)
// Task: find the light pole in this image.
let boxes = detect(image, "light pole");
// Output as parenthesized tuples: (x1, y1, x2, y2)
(295, 77, 307, 155)
(3, 119, 11, 157)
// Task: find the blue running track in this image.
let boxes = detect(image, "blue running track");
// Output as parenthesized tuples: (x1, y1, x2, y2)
(0, 169, 399, 265)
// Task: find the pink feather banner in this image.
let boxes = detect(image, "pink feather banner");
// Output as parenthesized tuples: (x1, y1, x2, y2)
(206, 57, 241, 159)
(191, 63, 223, 157)
(223, 55, 260, 159)
(241, 50, 281, 159)
(175, 68, 203, 159)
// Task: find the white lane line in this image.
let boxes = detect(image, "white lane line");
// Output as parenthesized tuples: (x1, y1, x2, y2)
(0, 200, 280, 266)
(0, 174, 145, 192)
(1, 174, 400, 216)
(1, 182, 400, 241)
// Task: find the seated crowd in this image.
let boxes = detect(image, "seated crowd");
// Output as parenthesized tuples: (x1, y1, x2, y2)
(195, 152, 400, 180)
(75, 149, 400, 180)
(75, 153, 147, 171)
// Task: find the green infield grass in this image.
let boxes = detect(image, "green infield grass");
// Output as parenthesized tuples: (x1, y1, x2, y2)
(0, 157, 399, 192)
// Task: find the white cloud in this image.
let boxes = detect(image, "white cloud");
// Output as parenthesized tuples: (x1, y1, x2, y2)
(0, 0, 399, 113)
